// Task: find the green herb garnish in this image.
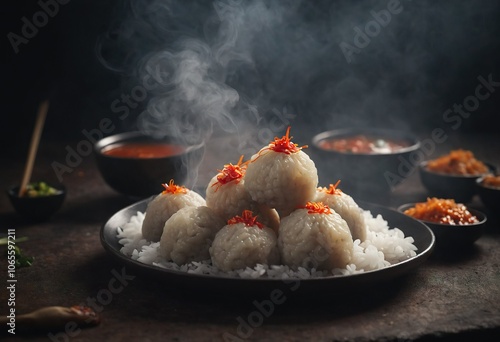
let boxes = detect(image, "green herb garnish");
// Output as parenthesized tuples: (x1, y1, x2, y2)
(14, 246, 34, 268)
(1, 237, 34, 268)
(25, 182, 60, 197)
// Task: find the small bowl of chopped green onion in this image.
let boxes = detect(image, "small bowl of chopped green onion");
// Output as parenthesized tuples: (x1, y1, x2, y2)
(7, 182, 66, 221)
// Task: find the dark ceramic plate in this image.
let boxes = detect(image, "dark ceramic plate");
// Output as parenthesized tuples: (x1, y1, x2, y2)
(101, 199, 435, 297)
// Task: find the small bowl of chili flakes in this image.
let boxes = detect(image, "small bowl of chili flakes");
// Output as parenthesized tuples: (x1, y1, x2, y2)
(419, 149, 493, 203)
(398, 198, 487, 249)
(476, 174, 500, 214)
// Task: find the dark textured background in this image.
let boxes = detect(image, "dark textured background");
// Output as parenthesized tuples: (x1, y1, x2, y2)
(2, 0, 500, 154)
(1, 3, 500, 339)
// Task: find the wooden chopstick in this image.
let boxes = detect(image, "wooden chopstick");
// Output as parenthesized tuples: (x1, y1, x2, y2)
(18, 100, 49, 197)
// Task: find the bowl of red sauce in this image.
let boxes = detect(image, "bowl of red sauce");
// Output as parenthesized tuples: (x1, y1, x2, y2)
(398, 198, 487, 249)
(95, 131, 204, 197)
(311, 128, 420, 201)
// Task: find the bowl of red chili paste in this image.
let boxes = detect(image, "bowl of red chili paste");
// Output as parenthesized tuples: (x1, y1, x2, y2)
(398, 198, 486, 249)
(311, 128, 420, 201)
(95, 131, 204, 197)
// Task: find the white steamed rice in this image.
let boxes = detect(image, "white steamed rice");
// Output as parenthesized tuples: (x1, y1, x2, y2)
(116, 210, 417, 279)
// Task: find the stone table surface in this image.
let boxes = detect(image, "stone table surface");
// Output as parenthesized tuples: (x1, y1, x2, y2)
(0, 133, 500, 341)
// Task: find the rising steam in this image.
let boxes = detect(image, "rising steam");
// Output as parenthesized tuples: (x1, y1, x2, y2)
(136, 0, 264, 146)
(96, 0, 500, 186)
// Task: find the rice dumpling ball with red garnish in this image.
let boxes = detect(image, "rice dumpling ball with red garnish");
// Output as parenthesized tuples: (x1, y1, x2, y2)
(206, 156, 280, 233)
(244, 127, 318, 217)
(159, 206, 225, 265)
(315, 181, 367, 242)
(278, 202, 353, 271)
(210, 210, 279, 272)
(142, 180, 206, 241)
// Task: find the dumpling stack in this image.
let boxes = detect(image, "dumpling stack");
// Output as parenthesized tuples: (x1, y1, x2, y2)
(142, 127, 369, 273)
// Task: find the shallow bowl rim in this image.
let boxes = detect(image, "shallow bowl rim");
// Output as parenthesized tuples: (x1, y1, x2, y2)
(419, 161, 493, 180)
(397, 202, 487, 228)
(311, 127, 421, 156)
(475, 174, 500, 190)
(94, 131, 205, 160)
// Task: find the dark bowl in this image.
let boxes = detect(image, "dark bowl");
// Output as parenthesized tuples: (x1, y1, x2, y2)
(418, 161, 493, 203)
(7, 184, 66, 222)
(476, 175, 500, 214)
(94, 131, 204, 197)
(398, 203, 486, 250)
(311, 128, 421, 201)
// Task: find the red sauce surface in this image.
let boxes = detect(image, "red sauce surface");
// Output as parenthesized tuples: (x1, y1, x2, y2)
(319, 135, 410, 154)
(102, 143, 186, 158)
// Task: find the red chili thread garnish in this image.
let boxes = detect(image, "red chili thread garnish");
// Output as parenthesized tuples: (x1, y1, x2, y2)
(162, 179, 187, 195)
(321, 180, 342, 196)
(227, 210, 264, 229)
(300, 201, 332, 214)
(211, 155, 247, 191)
(251, 127, 307, 163)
